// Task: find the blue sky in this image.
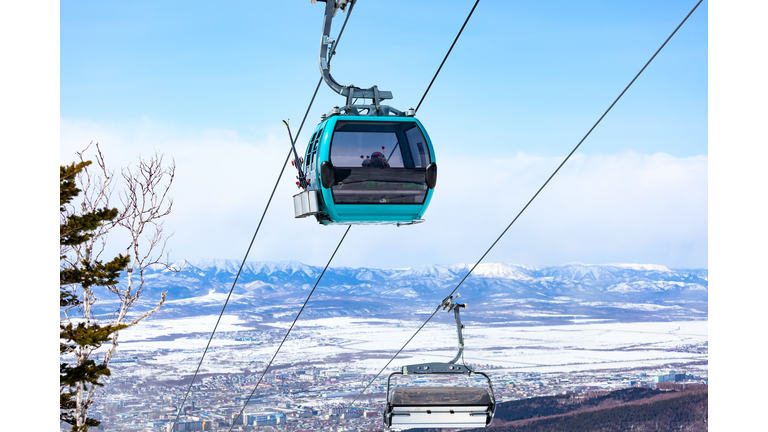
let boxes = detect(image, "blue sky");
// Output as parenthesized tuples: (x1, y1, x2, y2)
(10, 2, 764, 427)
(59, 0, 708, 268)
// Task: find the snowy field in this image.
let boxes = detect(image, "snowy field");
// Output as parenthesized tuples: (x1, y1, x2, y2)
(101, 315, 708, 381)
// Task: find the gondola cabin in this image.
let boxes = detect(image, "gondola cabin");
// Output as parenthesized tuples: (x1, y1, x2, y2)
(293, 114, 437, 225)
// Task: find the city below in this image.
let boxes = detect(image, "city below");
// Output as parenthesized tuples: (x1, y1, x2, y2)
(76, 318, 708, 431)
(63, 260, 708, 431)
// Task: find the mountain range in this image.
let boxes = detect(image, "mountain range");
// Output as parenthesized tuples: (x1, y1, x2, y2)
(91, 260, 707, 325)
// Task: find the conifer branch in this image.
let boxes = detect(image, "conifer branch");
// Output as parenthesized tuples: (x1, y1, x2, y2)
(61, 145, 175, 430)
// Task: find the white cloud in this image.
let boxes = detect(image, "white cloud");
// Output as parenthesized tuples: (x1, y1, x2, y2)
(426, 151, 707, 268)
(61, 119, 707, 269)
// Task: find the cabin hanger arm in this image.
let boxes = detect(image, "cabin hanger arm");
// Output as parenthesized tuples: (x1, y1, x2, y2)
(315, 0, 394, 105)
(442, 294, 467, 365)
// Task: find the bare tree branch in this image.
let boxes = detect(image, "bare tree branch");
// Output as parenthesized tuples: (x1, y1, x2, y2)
(60, 145, 175, 430)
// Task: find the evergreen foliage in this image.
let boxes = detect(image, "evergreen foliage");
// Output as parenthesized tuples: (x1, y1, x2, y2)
(60, 147, 174, 431)
(60, 160, 128, 431)
(60, 161, 116, 246)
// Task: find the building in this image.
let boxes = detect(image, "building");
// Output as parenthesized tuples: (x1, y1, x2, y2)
(652, 371, 688, 383)
(341, 408, 364, 419)
(329, 405, 345, 416)
(167, 421, 212, 431)
(244, 412, 286, 426)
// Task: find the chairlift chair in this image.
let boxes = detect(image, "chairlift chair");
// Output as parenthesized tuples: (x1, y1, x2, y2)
(383, 295, 497, 429)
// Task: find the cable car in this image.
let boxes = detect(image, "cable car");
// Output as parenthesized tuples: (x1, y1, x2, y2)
(294, 113, 436, 225)
(383, 295, 497, 429)
(290, 0, 437, 226)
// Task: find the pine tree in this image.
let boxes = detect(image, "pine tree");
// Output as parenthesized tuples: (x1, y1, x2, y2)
(60, 144, 174, 431)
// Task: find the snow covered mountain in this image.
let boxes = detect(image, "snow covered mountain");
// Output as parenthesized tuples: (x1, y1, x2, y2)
(96, 260, 707, 325)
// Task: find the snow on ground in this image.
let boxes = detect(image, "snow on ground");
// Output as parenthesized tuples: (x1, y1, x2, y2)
(93, 315, 255, 355)
(104, 316, 707, 381)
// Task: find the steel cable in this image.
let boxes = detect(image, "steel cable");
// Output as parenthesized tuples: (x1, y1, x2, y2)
(338, 0, 704, 414)
(415, 0, 480, 114)
(227, 226, 351, 431)
(170, 3, 356, 426)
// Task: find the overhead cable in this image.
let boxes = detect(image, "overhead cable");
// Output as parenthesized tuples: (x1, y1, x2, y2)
(340, 0, 704, 412)
(171, 4, 356, 426)
(228, 226, 351, 431)
(415, 0, 481, 113)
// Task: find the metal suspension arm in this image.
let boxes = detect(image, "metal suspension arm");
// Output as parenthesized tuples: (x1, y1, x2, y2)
(440, 295, 467, 365)
(315, 0, 394, 105)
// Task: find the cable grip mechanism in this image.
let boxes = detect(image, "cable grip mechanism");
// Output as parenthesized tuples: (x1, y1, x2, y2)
(439, 294, 467, 365)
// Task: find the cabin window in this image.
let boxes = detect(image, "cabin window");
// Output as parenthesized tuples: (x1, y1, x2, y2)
(328, 121, 431, 205)
(329, 121, 430, 168)
(309, 131, 320, 168)
(405, 126, 429, 168)
(305, 132, 315, 169)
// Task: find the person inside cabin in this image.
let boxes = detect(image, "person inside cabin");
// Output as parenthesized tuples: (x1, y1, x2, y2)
(369, 151, 389, 168)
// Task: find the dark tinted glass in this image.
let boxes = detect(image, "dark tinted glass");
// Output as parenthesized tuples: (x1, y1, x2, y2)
(328, 121, 430, 204)
(330, 121, 429, 168)
(330, 168, 427, 204)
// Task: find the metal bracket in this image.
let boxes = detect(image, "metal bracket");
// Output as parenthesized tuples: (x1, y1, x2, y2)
(327, 104, 405, 118)
(316, 0, 399, 113)
(396, 219, 425, 227)
(402, 362, 473, 375)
